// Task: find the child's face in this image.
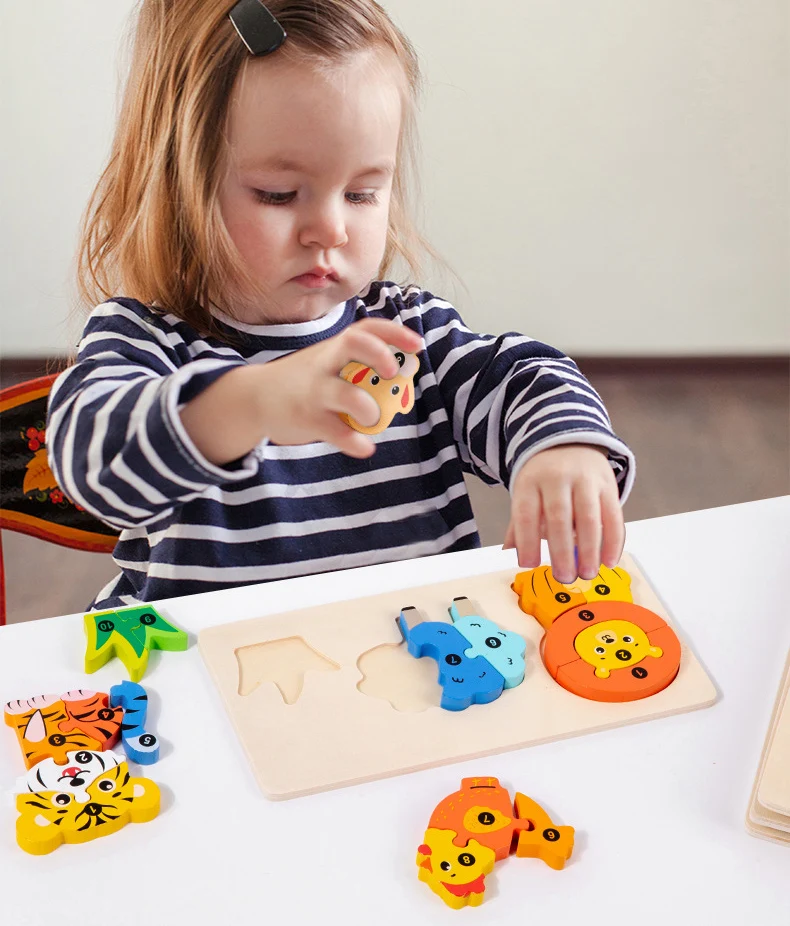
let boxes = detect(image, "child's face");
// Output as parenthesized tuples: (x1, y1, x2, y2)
(219, 50, 403, 324)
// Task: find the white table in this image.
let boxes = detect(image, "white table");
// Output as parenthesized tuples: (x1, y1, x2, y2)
(1, 497, 788, 926)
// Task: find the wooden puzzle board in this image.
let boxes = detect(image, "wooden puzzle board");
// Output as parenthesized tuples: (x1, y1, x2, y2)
(198, 554, 717, 800)
(746, 648, 790, 845)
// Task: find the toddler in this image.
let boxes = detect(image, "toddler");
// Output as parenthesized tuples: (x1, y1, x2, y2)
(48, 0, 635, 610)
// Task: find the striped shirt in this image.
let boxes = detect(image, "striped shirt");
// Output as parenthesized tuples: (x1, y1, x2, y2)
(47, 281, 635, 609)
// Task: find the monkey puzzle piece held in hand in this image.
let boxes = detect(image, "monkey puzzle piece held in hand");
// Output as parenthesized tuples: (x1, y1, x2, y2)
(84, 605, 188, 682)
(338, 348, 419, 435)
(15, 754, 160, 855)
(416, 777, 575, 909)
(396, 598, 526, 711)
(4, 689, 124, 769)
(512, 565, 681, 702)
(110, 680, 160, 764)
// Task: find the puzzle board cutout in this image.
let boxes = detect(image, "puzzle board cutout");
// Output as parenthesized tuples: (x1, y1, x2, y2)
(198, 554, 717, 800)
(746, 647, 790, 845)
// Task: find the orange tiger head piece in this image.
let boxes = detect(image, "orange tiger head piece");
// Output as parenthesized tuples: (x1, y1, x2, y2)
(4, 689, 123, 769)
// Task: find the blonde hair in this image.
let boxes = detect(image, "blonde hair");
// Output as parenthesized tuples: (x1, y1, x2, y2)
(77, 0, 431, 334)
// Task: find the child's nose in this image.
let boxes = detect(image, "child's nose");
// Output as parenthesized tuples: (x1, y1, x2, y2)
(299, 201, 348, 250)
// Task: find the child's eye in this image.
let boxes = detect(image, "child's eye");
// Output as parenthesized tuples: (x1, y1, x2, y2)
(253, 190, 296, 205)
(346, 191, 378, 205)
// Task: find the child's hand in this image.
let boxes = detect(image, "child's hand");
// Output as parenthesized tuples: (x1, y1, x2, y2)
(503, 445, 624, 584)
(257, 318, 423, 458)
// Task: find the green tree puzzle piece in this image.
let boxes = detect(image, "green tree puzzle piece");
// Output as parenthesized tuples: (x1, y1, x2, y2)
(84, 606, 188, 682)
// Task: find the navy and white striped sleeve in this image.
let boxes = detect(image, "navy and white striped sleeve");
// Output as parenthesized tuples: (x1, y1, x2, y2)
(402, 288, 635, 501)
(47, 301, 258, 530)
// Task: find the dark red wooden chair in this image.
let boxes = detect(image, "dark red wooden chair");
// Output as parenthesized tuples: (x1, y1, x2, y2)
(0, 374, 119, 625)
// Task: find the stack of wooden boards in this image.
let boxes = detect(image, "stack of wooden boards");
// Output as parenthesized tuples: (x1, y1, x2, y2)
(747, 648, 790, 844)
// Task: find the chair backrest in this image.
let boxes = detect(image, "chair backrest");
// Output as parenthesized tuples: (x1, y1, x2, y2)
(0, 373, 119, 624)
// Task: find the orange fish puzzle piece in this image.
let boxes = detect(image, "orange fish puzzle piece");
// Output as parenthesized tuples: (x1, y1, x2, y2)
(417, 777, 575, 908)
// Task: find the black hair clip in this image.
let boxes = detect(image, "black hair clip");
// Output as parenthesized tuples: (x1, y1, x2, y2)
(229, 0, 287, 56)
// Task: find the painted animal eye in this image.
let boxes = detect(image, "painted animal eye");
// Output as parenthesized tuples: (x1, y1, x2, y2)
(97, 779, 114, 792)
(623, 636, 633, 643)
(370, 375, 380, 386)
(440, 861, 452, 871)
(394, 352, 405, 367)
(54, 793, 71, 806)
(391, 385, 400, 395)
(75, 751, 92, 764)
(595, 646, 605, 654)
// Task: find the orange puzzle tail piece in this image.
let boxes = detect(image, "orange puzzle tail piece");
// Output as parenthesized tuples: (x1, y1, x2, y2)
(512, 793, 575, 870)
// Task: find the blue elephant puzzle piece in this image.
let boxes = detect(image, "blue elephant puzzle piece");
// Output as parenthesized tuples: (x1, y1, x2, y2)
(448, 600, 527, 689)
(397, 610, 505, 711)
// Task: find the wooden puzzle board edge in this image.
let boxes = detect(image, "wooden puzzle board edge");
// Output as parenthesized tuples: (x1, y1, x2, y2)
(746, 648, 790, 846)
(198, 553, 717, 800)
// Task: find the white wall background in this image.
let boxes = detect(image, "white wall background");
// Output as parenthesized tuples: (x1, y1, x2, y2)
(1, 1, 788, 357)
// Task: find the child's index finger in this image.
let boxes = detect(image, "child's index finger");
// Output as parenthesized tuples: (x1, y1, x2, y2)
(355, 317, 422, 353)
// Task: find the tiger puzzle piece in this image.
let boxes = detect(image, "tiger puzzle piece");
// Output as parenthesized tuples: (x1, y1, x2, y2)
(19, 749, 122, 804)
(512, 564, 633, 631)
(110, 681, 159, 764)
(417, 777, 575, 909)
(15, 758, 160, 855)
(85, 605, 188, 682)
(339, 348, 419, 435)
(448, 597, 527, 689)
(4, 690, 123, 769)
(397, 607, 505, 711)
(513, 565, 681, 703)
(416, 829, 495, 909)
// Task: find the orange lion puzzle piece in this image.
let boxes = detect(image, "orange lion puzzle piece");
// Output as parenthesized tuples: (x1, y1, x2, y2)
(512, 564, 681, 702)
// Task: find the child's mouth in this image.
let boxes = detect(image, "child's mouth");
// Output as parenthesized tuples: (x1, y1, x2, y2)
(290, 271, 337, 289)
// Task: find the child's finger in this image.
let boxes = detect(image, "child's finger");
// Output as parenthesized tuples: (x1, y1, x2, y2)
(572, 481, 603, 580)
(338, 319, 422, 373)
(337, 328, 401, 380)
(542, 486, 575, 584)
(511, 486, 541, 569)
(502, 519, 515, 550)
(600, 487, 625, 567)
(327, 378, 381, 428)
(319, 414, 376, 459)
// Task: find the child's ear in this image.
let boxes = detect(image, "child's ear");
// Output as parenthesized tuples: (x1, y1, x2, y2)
(16, 792, 65, 856)
(129, 775, 161, 823)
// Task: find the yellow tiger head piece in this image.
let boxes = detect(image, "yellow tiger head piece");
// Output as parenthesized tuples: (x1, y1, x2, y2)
(16, 760, 160, 855)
